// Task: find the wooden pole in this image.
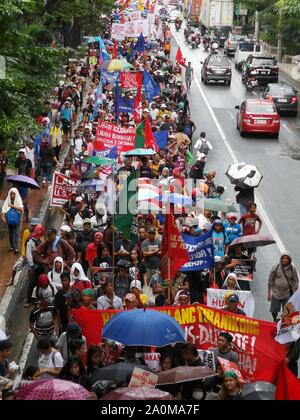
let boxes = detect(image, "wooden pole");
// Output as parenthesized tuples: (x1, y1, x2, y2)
(112, 213, 115, 290)
(168, 257, 171, 302)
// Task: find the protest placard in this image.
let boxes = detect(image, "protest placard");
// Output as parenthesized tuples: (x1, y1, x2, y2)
(218, 357, 244, 383)
(129, 367, 158, 388)
(207, 289, 255, 318)
(50, 172, 77, 207)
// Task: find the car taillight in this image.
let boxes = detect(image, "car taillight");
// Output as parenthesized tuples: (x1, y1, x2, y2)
(266, 95, 274, 100)
(273, 66, 279, 72)
(244, 119, 251, 123)
(291, 96, 298, 103)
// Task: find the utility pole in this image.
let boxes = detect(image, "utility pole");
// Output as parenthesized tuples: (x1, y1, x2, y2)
(277, 8, 283, 63)
(254, 10, 259, 40)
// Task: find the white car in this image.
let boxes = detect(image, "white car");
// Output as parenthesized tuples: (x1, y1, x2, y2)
(234, 41, 263, 70)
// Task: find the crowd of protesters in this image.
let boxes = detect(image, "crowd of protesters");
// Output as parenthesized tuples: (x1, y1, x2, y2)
(0, 7, 300, 402)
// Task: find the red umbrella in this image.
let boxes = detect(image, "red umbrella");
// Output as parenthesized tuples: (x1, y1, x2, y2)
(16, 379, 90, 400)
(101, 387, 174, 400)
(230, 234, 276, 249)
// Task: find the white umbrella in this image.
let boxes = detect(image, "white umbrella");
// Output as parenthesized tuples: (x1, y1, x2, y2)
(226, 163, 263, 189)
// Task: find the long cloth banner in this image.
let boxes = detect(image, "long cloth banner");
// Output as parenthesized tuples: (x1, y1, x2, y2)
(72, 304, 286, 384)
(94, 121, 136, 153)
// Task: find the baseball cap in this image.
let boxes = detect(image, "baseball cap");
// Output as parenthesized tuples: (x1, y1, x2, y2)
(214, 256, 224, 263)
(83, 218, 92, 225)
(228, 213, 238, 219)
(226, 293, 239, 303)
(30, 218, 40, 226)
(130, 280, 142, 291)
(124, 293, 137, 302)
(75, 197, 83, 203)
(66, 322, 83, 339)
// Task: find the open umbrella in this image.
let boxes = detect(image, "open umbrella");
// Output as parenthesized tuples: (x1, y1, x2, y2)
(102, 387, 173, 400)
(101, 59, 134, 72)
(102, 309, 186, 347)
(203, 199, 238, 213)
(6, 175, 40, 190)
(124, 148, 156, 157)
(157, 193, 193, 206)
(226, 163, 263, 189)
(16, 379, 90, 400)
(242, 382, 276, 400)
(84, 156, 114, 166)
(90, 362, 153, 385)
(157, 366, 217, 386)
(230, 234, 276, 249)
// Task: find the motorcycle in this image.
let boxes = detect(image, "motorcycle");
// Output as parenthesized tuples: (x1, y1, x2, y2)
(246, 76, 259, 92)
(203, 38, 210, 51)
(175, 20, 182, 31)
(210, 41, 219, 54)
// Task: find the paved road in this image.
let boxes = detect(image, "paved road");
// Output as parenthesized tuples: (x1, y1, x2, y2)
(172, 27, 300, 321)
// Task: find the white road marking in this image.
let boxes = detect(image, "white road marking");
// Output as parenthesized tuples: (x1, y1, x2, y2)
(173, 31, 287, 254)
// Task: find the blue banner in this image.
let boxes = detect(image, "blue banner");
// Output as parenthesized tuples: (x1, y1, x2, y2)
(181, 231, 214, 272)
(94, 146, 118, 159)
(143, 70, 160, 102)
(115, 83, 134, 115)
(154, 130, 168, 150)
(101, 71, 119, 85)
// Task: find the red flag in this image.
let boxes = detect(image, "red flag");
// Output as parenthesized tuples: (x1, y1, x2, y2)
(175, 47, 186, 67)
(144, 118, 159, 151)
(112, 40, 118, 59)
(134, 87, 142, 124)
(275, 362, 300, 400)
(161, 212, 190, 280)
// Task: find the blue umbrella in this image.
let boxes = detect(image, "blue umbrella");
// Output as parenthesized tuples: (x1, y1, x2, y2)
(102, 309, 186, 347)
(155, 193, 193, 206)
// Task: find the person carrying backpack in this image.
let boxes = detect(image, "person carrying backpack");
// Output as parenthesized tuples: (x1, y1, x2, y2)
(194, 132, 213, 158)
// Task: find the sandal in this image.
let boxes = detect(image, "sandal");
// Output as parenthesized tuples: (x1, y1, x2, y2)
(24, 303, 30, 308)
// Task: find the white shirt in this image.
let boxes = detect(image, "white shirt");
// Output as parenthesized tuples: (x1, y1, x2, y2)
(150, 108, 159, 121)
(194, 138, 213, 152)
(97, 294, 123, 310)
(57, 333, 87, 362)
(25, 146, 35, 169)
(72, 137, 84, 157)
(38, 351, 64, 379)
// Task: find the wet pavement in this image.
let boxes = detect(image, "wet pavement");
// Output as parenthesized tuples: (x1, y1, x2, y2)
(0, 181, 47, 301)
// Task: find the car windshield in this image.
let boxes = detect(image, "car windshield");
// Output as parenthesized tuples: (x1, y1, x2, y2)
(209, 56, 229, 65)
(247, 103, 276, 114)
(232, 35, 246, 41)
(239, 42, 255, 52)
(252, 58, 276, 66)
(270, 85, 294, 95)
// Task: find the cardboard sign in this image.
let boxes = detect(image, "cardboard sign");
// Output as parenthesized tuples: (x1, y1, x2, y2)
(129, 367, 158, 388)
(111, 23, 126, 41)
(143, 352, 161, 373)
(207, 289, 255, 318)
(50, 172, 77, 207)
(198, 350, 216, 371)
(218, 357, 244, 383)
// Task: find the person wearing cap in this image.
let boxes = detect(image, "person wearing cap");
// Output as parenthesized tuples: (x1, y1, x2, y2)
(209, 332, 238, 365)
(31, 274, 58, 305)
(142, 228, 162, 282)
(223, 214, 242, 253)
(57, 322, 87, 363)
(14, 148, 32, 177)
(114, 259, 131, 301)
(34, 227, 76, 270)
(130, 280, 149, 307)
(69, 197, 90, 230)
(124, 293, 138, 311)
(81, 289, 96, 310)
(97, 282, 123, 310)
(221, 293, 246, 316)
(218, 371, 243, 400)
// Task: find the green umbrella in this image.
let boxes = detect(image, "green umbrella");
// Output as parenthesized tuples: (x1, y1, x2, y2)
(124, 148, 156, 157)
(84, 156, 114, 166)
(203, 199, 238, 213)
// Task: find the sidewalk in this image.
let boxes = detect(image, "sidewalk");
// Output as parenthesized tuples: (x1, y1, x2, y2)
(279, 62, 300, 91)
(0, 181, 47, 301)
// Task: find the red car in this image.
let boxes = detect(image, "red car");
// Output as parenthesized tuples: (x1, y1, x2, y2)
(235, 99, 280, 138)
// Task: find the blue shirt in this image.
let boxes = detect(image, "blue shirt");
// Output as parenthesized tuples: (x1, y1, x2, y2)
(61, 108, 72, 122)
(223, 222, 242, 245)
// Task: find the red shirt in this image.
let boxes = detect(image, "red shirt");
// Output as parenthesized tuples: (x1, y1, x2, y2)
(85, 242, 98, 267)
(71, 280, 92, 294)
(238, 213, 262, 236)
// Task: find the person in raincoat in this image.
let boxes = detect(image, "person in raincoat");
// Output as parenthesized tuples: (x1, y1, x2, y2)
(1, 188, 23, 254)
(48, 257, 64, 289)
(222, 273, 241, 291)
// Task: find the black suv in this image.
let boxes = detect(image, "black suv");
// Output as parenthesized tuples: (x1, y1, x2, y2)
(242, 55, 279, 86)
(201, 55, 232, 86)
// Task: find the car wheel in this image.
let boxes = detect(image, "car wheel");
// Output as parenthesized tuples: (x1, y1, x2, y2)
(227, 80, 231, 86)
(204, 78, 208, 85)
(292, 111, 298, 117)
(272, 132, 279, 139)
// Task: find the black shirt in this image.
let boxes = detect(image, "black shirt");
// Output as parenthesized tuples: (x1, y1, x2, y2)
(40, 145, 54, 166)
(54, 289, 69, 332)
(0, 359, 9, 377)
(15, 158, 32, 176)
(70, 208, 91, 222)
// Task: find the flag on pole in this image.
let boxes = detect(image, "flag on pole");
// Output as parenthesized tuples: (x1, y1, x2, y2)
(96, 36, 110, 61)
(161, 212, 190, 280)
(112, 40, 118, 59)
(175, 47, 186, 67)
(143, 70, 160, 102)
(275, 362, 300, 400)
(134, 33, 146, 53)
(145, 119, 159, 151)
(115, 172, 138, 241)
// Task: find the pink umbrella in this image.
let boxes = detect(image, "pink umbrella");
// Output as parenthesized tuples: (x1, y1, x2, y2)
(16, 379, 90, 400)
(230, 234, 276, 249)
(101, 387, 174, 400)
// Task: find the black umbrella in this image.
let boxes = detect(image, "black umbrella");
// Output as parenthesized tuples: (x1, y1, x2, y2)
(90, 362, 153, 385)
(242, 382, 276, 400)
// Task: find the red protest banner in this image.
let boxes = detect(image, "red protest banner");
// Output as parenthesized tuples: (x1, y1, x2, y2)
(50, 172, 77, 207)
(218, 357, 244, 383)
(95, 121, 136, 153)
(71, 305, 286, 384)
(120, 71, 143, 89)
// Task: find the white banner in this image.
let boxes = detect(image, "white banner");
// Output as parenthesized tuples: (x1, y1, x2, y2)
(276, 289, 300, 344)
(111, 23, 126, 41)
(130, 11, 142, 21)
(207, 289, 255, 318)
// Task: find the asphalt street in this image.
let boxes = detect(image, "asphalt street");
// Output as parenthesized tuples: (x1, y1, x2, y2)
(172, 26, 300, 321)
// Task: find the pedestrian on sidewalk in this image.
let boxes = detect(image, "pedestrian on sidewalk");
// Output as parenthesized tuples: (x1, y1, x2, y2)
(1, 188, 23, 254)
(268, 253, 299, 322)
(0, 147, 8, 187)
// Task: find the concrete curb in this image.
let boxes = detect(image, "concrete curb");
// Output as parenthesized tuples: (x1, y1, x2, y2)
(0, 187, 52, 334)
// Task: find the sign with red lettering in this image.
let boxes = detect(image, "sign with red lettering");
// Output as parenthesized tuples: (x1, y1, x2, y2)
(94, 121, 136, 153)
(129, 367, 158, 388)
(207, 289, 255, 318)
(50, 172, 77, 207)
(120, 71, 143, 89)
